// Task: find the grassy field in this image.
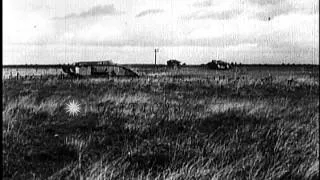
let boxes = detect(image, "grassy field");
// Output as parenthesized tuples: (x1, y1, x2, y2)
(2, 66, 319, 180)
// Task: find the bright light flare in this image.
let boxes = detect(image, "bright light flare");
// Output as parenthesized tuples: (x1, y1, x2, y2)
(65, 100, 81, 116)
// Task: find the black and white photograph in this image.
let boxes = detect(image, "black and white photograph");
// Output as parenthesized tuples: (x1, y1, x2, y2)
(2, 0, 319, 179)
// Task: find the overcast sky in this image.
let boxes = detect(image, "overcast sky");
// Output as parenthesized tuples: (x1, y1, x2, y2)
(3, 0, 319, 64)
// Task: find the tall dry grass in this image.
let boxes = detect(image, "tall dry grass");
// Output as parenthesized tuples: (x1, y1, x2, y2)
(2, 66, 319, 179)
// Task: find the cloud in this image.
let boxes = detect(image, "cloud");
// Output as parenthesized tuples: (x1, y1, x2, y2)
(185, 9, 243, 20)
(135, 9, 164, 18)
(186, 0, 244, 20)
(4, 0, 318, 64)
(254, 5, 293, 21)
(248, 0, 286, 6)
(249, 0, 319, 21)
(53, 4, 122, 20)
(224, 43, 259, 51)
(193, 0, 213, 7)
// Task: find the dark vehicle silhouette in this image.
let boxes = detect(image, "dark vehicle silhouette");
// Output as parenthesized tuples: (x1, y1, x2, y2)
(207, 60, 232, 70)
(62, 61, 139, 77)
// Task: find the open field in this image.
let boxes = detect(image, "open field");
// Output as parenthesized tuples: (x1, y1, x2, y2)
(2, 66, 319, 179)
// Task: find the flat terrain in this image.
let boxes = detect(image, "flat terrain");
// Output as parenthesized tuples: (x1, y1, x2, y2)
(2, 66, 319, 179)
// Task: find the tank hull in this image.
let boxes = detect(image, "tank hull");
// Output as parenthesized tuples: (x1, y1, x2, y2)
(62, 64, 139, 77)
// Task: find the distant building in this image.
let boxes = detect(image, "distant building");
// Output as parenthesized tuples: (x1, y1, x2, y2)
(167, 59, 181, 68)
(207, 60, 232, 70)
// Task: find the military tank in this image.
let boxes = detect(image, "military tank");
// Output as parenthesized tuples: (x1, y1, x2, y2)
(62, 61, 139, 77)
(207, 60, 232, 70)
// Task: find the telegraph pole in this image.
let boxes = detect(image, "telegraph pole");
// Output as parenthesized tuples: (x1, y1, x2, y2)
(154, 48, 159, 65)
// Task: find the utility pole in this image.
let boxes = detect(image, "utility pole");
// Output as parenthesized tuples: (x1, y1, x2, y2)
(154, 48, 159, 65)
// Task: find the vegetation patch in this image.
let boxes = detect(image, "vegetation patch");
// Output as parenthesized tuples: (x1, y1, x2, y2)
(2, 66, 319, 179)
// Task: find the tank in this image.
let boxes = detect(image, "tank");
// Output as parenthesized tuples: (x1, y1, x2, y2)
(207, 60, 232, 70)
(62, 61, 139, 77)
